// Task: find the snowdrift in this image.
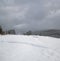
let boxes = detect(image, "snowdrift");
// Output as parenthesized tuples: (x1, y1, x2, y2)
(0, 35, 60, 61)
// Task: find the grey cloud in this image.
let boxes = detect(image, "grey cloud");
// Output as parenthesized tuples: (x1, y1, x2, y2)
(0, 0, 60, 33)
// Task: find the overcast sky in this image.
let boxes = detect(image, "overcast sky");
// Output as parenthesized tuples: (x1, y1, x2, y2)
(0, 0, 60, 33)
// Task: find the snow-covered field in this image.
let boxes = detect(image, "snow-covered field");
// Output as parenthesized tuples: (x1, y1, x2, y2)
(0, 35, 60, 61)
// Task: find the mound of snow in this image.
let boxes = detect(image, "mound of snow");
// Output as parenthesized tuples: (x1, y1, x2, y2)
(0, 35, 60, 61)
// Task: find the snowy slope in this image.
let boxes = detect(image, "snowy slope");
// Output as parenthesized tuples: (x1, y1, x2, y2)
(0, 35, 60, 61)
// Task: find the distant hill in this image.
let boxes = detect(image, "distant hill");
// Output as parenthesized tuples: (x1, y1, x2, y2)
(32, 29, 60, 38)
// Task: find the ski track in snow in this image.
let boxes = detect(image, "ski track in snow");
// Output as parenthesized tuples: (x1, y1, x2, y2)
(0, 35, 60, 61)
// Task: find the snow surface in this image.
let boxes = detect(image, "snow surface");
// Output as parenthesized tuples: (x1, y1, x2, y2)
(0, 35, 60, 61)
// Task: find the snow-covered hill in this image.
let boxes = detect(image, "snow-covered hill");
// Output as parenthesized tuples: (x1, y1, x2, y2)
(0, 35, 60, 61)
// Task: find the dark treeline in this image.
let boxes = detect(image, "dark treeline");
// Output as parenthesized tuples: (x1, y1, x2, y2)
(0, 25, 16, 35)
(23, 31, 32, 35)
(23, 29, 60, 38)
(1, 25, 60, 38)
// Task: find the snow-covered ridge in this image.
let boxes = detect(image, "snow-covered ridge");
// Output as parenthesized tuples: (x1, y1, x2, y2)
(0, 35, 60, 61)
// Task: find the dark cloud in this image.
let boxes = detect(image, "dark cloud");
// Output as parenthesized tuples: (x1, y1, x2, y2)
(0, 0, 60, 33)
